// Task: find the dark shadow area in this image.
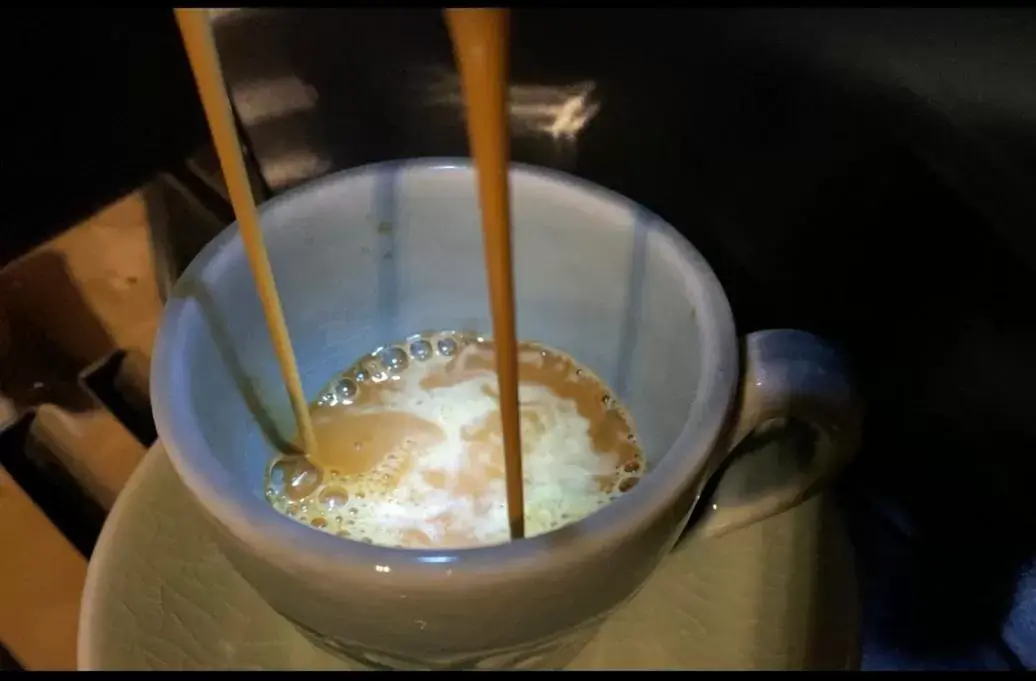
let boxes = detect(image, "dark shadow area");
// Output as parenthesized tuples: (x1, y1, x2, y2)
(679, 421, 860, 669)
(0, 639, 23, 671)
(141, 171, 234, 302)
(671, 13, 1035, 669)
(173, 280, 293, 453)
(80, 351, 156, 448)
(682, 418, 819, 542)
(5, 9, 207, 266)
(0, 413, 106, 558)
(373, 164, 401, 342)
(0, 251, 115, 414)
(612, 208, 649, 404)
(663, 28, 1036, 669)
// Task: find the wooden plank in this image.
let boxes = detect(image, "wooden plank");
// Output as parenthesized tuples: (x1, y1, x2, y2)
(30, 404, 147, 512)
(0, 185, 173, 670)
(0, 465, 86, 671)
(0, 190, 163, 373)
(0, 187, 164, 670)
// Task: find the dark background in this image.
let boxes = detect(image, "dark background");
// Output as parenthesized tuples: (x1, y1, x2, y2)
(5, 8, 1035, 670)
(7, 9, 207, 264)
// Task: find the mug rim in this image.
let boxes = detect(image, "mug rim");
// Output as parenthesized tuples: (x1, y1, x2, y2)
(151, 157, 738, 583)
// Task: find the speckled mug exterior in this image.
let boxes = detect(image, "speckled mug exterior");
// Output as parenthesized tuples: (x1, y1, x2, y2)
(151, 160, 860, 669)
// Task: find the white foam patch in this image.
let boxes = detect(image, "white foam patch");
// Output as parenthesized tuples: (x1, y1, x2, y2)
(270, 349, 641, 549)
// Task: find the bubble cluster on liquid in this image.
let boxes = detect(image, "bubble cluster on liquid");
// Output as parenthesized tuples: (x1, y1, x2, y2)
(265, 329, 646, 548)
(315, 330, 479, 408)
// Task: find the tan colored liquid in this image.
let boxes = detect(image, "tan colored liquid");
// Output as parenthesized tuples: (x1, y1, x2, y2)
(266, 334, 644, 549)
(444, 8, 526, 538)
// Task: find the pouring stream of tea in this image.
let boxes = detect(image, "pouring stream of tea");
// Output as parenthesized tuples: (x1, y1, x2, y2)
(174, 9, 319, 459)
(445, 8, 525, 540)
(176, 8, 527, 540)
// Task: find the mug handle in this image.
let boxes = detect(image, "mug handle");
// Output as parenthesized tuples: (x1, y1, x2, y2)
(692, 329, 863, 539)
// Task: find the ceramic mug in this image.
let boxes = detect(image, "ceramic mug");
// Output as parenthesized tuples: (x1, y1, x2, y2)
(151, 159, 862, 670)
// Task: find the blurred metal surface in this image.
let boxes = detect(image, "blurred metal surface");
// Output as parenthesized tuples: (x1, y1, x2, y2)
(207, 9, 1036, 302)
(208, 9, 605, 193)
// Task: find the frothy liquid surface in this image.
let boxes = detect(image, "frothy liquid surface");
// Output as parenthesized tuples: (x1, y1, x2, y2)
(265, 331, 644, 549)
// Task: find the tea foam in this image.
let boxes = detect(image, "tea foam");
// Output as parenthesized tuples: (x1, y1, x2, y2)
(267, 335, 643, 549)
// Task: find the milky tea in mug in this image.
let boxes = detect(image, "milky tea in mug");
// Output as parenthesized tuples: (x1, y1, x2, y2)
(265, 330, 645, 549)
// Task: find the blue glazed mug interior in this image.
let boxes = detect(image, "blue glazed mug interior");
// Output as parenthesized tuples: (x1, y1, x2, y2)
(156, 159, 732, 502)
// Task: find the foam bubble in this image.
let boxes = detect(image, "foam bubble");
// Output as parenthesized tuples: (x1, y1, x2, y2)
(266, 331, 645, 549)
